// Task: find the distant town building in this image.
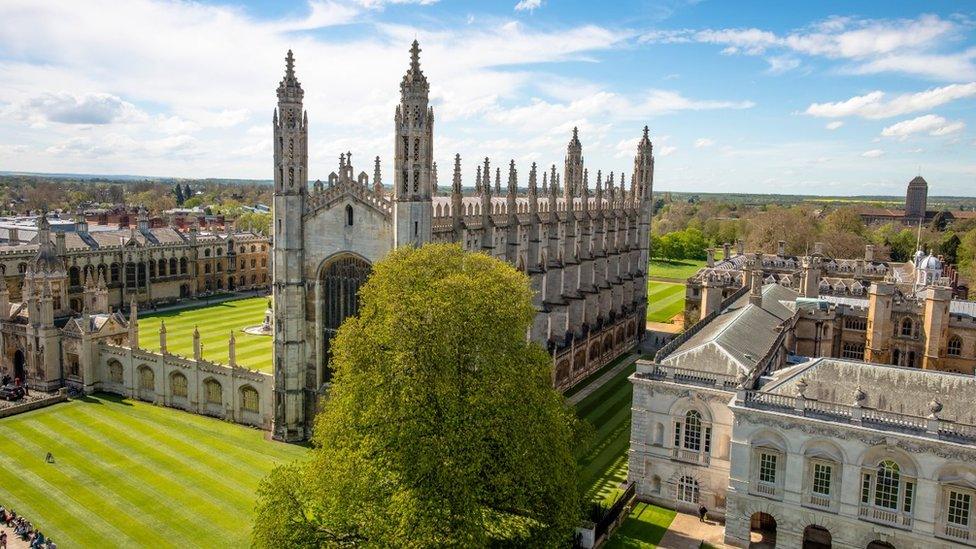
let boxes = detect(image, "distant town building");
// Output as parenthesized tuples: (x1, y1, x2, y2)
(858, 176, 976, 226)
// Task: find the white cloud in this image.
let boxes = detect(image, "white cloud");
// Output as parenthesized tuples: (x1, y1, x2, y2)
(642, 15, 973, 81)
(7, 92, 144, 126)
(881, 114, 965, 140)
(804, 83, 976, 119)
(861, 148, 885, 158)
(694, 137, 714, 148)
(514, 0, 541, 11)
(825, 121, 843, 130)
(766, 55, 800, 74)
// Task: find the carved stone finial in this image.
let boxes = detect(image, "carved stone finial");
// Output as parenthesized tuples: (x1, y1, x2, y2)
(928, 399, 943, 418)
(853, 386, 867, 406)
(795, 377, 808, 398)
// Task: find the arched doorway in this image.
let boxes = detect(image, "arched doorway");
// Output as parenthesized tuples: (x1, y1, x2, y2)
(802, 525, 831, 549)
(13, 350, 26, 382)
(866, 542, 895, 549)
(749, 512, 776, 548)
(320, 255, 371, 381)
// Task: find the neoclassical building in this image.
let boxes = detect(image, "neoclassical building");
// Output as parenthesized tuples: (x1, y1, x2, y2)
(271, 43, 654, 441)
(0, 216, 273, 428)
(628, 264, 976, 547)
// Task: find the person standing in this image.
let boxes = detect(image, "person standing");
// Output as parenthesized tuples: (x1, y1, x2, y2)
(698, 504, 708, 523)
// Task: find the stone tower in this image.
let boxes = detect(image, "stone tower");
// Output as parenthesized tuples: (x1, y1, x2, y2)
(564, 127, 583, 200)
(905, 175, 928, 220)
(272, 50, 310, 442)
(393, 40, 434, 248)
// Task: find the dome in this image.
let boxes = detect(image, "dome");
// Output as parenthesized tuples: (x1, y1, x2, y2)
(920, 253, 942, 270)
(913, 249, 925, 266)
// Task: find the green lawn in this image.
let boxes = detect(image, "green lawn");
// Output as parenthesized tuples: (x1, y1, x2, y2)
(646, 281, 685, 323)
(139, 297, 273, 372)
(575, 361, 636, 505)
(603, 502, 677, 548)
(648, 258, 706, 281)
(0, 394, 307, 548)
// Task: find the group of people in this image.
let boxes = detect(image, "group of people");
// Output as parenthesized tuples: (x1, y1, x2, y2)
(1, 505, 55, 549)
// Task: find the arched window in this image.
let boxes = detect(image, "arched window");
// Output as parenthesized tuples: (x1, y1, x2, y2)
(678, 476, 699, 503)
(901, 318, 913, 337)
(158, 258, 166, 276)
(345, 204, 354, 226)
(216, 247, 222, 256)
(109, 360, 124, 383)
(204, 379, 222, 404)
(204, 264, 211, 274)
(250, 245, 256, 253)
(875, 460, 901, 509)
(110, 263, 120, 282)
(241, 386, 259, 413)
(138, 366, 154, 391)
(204, 249, 211, 257)
(892, 348, 901, 366)
(171, 373, 188, 398)
(170, 257, 177, 274)
(948, 336, 963, 357)
(180, 257, 188, 274)
(69, 266, 81, 286)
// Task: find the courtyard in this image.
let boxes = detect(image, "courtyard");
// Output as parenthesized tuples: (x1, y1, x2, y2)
(0, 394, 307, 547)
(137, 296, 273, 372)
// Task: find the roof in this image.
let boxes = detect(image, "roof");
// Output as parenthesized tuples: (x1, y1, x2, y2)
(760, 357, 976, 425)
(661, 283, 798, 376)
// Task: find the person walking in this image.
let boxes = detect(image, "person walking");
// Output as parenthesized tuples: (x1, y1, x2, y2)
(698, 504, 708, 523)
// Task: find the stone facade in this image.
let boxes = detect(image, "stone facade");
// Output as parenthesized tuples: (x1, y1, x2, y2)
(628, 269, 976, 548)
(0, 217, 273, 428)
(271, 42, 654, 441)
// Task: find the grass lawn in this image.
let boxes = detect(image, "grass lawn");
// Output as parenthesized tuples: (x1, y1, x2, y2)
(0, 394, 307, 548)
(648, 258, 706, 281)
(575, 361, 636, 505)
(603, 502, 677, 549)
(646, 282, 685, 323)
(139, 297, 273, 372)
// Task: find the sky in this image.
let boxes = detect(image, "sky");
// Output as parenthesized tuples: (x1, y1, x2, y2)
(0, 0, 974, 196)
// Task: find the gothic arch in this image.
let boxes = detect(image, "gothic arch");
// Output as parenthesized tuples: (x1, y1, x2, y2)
(316, 252, 373, 382)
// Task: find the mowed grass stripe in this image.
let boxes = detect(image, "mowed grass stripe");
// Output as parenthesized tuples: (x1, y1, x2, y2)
(0, 396, 308, 548)
(574, 362, 637, 504)
(4, 423, 183, 548)
(646, 281, 685, 323)
(138, 297, 273, 371)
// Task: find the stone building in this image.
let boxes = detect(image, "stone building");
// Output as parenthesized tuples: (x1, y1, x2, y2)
(271, 43, 654, 441)
(0, 210, 269, 312)
(628, 266, 976, 547)
(857, 175, 976, 226)
(0, 216, 273, 428)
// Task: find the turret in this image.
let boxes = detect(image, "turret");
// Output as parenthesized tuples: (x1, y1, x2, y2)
(393, 40, 434, 248)
(128, 299, 139, 348)
(451, 153, 463, 236)
(564, 127, 583, 200)
(159, 320, 168, 354)
(373, 156, 383, 196)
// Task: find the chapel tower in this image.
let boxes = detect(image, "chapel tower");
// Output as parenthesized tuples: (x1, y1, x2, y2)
(393, 40, 434, 247)
(905, 175, 928, 221)
(272, 50, 310, 442)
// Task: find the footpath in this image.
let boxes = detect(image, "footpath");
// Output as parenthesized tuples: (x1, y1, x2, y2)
(566, 353, 638, 407)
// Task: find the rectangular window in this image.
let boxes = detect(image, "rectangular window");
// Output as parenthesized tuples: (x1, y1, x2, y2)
(949, 491, 972, 526)
(674, 422, 681, 447)
(703, 427, 712, 454)
(813, 463, 832, 496)
(903, 481, 914, 513)
(861, 473, 871, 504)
(759, 452, 777, 484)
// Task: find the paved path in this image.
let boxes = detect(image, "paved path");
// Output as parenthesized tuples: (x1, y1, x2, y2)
(566, 353, 637, 406)
(138, 290, 268, 315)
(0, 523, 33, 549)
(657, 511, 729, 549)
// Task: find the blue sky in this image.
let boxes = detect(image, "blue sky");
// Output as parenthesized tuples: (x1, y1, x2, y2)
(0, 0, 974, 196)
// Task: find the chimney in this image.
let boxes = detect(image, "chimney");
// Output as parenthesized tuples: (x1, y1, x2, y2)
(813, 241, 824, 255)
(706, 248, 715, 268)
(777, 240, 786, 256)
(8, 227, 18, 243)
(55, 231, 66, 255)
(722, 242, 731, 261)
(865, 244, 874, 262)
(736, 239, 744, 256)
(750, 268, 763, 307)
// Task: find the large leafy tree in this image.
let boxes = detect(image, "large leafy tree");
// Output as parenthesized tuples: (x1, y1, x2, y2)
(253, 244, 582, 548)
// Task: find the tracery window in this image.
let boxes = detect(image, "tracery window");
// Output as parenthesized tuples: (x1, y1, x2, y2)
(948, 336, 963, 357)
(241, 386, 259, 413)
(138, 367, 154, 391)
(205, 379, 222, 404)
(171, 373, 188, 398)
(901, 318, 913, 337)
(109, 361, 124, 383)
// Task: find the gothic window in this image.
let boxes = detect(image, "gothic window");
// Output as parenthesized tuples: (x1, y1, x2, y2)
(180, 257, 188, 274)
(948, 336, 963, 357)
(413, 138, 420, 162)
(842, 342, 865, 360)
(216, 262, 223, 272)
(288, 167, 294, 187)
(677, 476, 699, 504)
(346, 205, 354, 227)
(69, 266, 80, 286)
(204, 249, 211, 257)
(892, 348, 901, 366)
(205, 379, 222, 404)
(251, 245, 256, 253)
(844, 317, 867, 331)
(320, 255, 372, 382)
(205, 264, 211, 274)
(216, 248, 222, 256)
(413, 170, 419, 193)
(158, 259, 166, 277)
(251, 259, 256, 268)
(108, 360, 124, 384)
(138, 366, 154, 392)
(171, 373, 188, 398)
(149, 261, 156, 278)
(110, 263, 120, 282)
(241, 386, 259, 413)
(901, 318, 913, 337)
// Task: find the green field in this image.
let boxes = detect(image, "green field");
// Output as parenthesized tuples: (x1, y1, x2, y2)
(138, 297, 273, 372)
(576, 361, 636, 505)
(648, 258, 706, 281)
(0, 394, 307, 548)
(604, 502, 677, 549)
(646, 281, 685, 323)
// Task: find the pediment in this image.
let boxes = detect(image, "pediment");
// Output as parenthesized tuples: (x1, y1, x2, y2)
(304, 183, 391, 220)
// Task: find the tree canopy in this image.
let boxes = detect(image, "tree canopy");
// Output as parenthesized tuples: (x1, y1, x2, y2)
(253, 244, 582, 548)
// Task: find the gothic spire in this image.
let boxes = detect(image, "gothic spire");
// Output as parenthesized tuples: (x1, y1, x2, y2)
(432, 161, 438, 194)
(507, 160, 517, 196)
(476, 165, 483, 193)
(373, 156, 383, 194)
(528, 162, 538, 195)
(277, 49, 303, 101)
(401, 39, 429, 95)
(452, 154, 462, 194)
